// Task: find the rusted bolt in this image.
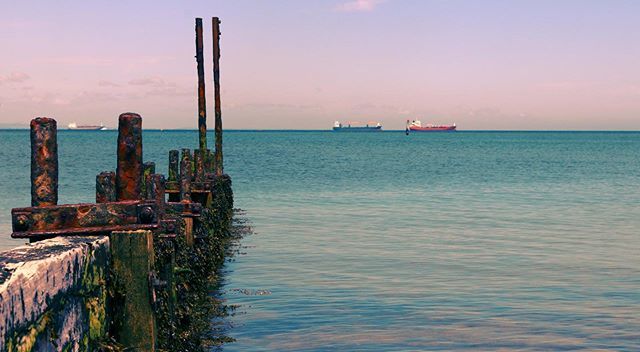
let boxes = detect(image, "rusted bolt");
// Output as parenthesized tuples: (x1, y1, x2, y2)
(14, 215, 30, 231)
(166, 222, 176, 233)
(139, 206, 155, 224)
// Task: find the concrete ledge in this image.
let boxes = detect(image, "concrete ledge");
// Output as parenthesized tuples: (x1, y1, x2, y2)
(0, 236, 109, 351)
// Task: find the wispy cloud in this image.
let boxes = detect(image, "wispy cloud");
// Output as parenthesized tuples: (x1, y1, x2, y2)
(334, 0, 385, 12)
(0, 72, 30, 84)
(43, 56, 114, 67)
(98, 80, 120, 87)
(128, 77, 175, 88)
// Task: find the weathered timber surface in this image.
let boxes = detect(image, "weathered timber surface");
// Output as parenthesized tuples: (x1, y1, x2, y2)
(195, 18, 208, 152)
(96, 171, 116, 203)
(212, 17, 224, 176)
(110, 230, 156, 351)
(0, 236, 109, 351)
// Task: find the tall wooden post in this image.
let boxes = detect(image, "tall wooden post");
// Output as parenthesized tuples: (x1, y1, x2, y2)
(195, 18, 208, 152)
(30, 117, 58, 206)
(110, 230, 156, 350)
(212, 17, 223, 176)
(116, 113, 143, 201)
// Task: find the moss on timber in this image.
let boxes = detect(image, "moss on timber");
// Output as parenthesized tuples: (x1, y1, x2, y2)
(4, 239, 110, 352)
(156, 175, 236, 351)
(3, 176, 235, 351)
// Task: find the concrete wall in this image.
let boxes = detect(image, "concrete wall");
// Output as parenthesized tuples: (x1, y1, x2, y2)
(0, 236, 109, 351)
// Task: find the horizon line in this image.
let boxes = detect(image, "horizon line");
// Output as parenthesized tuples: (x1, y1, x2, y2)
(1, 128, 640, 132)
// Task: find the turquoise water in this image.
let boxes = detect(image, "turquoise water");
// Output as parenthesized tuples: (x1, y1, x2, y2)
(1, 130, 639, 350)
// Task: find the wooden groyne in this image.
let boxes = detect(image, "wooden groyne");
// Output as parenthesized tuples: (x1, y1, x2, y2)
(0, 17, 234, 351)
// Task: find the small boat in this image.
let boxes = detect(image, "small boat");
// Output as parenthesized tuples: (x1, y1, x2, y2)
(68, 122, 108, 131)
(407, 120, 456, 132)
(333, 121, 382, 132)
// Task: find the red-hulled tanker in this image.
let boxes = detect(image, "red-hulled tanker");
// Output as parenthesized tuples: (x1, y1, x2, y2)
(407, 120, 456, 132)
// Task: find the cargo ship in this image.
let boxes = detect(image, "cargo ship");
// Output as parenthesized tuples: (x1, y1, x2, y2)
(68, 122, 108, 131)
(406, 120, 456, 132)
(333, 121, 382, 132)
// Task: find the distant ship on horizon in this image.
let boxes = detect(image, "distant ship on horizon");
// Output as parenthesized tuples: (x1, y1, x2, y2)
(68, 122, 108, 131)
(333, 121, 382, 132)
(407, 120, 456, 132)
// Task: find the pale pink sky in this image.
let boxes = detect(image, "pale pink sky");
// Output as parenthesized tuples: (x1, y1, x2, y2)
(1, 0, 640, 130)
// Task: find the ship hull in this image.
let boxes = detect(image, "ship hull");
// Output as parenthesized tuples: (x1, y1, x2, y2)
(333, 126, 382, 132)
(69, 126, 107, 131)
(409, 126, 456, 132)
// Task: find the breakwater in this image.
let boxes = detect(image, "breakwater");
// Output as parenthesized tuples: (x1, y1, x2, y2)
(0, 17, 236, 351)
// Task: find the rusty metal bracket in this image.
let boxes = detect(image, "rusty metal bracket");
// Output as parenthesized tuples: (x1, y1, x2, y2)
(11, 201, 160, 239)
(10, 115, 212, 242)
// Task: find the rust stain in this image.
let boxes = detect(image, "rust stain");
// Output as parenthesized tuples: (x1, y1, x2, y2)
(30, 117, 58, 207)
(116, 113, 143, 201)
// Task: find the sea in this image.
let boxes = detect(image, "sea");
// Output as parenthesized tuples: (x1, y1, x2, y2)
(1, 130, 639, 351)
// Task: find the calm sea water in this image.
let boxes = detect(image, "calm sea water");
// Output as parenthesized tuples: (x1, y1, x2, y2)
(1, 130, 639, 351)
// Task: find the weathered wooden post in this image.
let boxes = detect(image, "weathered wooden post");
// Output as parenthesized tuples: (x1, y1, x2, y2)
(143, 162, 156, 199)
(116, 113, 143, 201)
(180, 149, 194, 245)
(179, 149, 192, 202)
(194, 149, 206, 183)
(212, 17, 223, 176)
(195, 18, 208, 152)
(168, 150, 179, 183)
(148, 173, 177, 330)
(147, 173, 166, 209)
(30, 117, 58, 206)
(168, 150, 180, 202)
(110, 229, 156, 350)
(96, 171, 116, 203)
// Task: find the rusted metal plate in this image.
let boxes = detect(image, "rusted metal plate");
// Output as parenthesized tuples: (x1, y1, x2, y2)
(11, 201, 159, 238)
(11, 198, 200, 238)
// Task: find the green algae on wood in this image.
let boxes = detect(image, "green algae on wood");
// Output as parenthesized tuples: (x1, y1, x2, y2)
(109, 230, 156, 351)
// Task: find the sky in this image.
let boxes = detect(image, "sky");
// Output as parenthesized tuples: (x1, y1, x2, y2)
(1, 0, 640, 130)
